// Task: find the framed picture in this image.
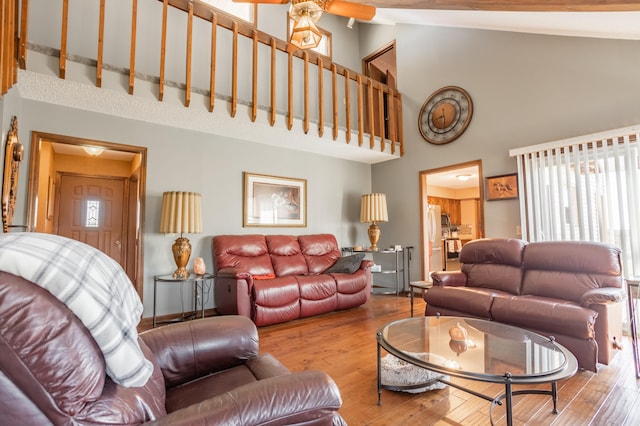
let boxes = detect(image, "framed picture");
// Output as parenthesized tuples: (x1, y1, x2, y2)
(243, 172, 307, 227)
(486, 173, 518, 201)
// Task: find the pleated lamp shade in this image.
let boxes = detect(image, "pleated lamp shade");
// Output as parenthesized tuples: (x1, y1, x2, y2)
(160, 191, 202, 235)
(159, 191, 202, 278)
(360, 193, 388, 224)
(360, 193, 388, 251)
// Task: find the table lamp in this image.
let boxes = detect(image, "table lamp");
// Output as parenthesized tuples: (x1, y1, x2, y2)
(159, 191, 202, 279)
(360, 193, 388, 251)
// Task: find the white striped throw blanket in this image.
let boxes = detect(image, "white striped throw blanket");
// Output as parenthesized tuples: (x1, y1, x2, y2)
(0, 232, 152, 387)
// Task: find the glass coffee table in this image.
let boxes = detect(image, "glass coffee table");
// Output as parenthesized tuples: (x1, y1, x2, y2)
(377, 316, 578, 426)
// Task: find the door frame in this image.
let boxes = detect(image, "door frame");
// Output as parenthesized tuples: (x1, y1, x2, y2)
(419, 159, 484, 280)
(26, 131, 147, 299)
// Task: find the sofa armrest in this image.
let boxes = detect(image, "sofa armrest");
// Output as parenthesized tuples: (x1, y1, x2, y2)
(216, 267, 252, 281)
(140, 316, 258, 388)
(360, 259, 374, 271)
(146, 371, 344, 426)
(431, 271, 467, 287)
(581, 287, 626, 307)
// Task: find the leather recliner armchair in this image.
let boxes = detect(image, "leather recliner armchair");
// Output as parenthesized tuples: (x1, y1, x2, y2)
(0, 271, 346, 425)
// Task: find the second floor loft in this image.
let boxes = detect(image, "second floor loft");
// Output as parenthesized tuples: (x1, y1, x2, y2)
(2, 0, 405, 164)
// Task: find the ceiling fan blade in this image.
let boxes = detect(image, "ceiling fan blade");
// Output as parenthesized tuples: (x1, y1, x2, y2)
(231, 0, 289, 4)
(325, 0, 376, 20)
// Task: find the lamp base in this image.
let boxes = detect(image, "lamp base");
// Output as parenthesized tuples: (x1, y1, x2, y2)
(172, 237, 192, 279)
(368, 223, 381, 251)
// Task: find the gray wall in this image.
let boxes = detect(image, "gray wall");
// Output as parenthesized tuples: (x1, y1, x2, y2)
(8, 97, 370, 316)
(360, 23, 640, 281)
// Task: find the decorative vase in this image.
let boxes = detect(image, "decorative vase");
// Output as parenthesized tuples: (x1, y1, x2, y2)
(448, 322, 468, 341)
(193, 257, 206, 275)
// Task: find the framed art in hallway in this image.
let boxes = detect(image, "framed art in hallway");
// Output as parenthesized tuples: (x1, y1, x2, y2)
(486, 173, 518, 201)
(243, 172, 307, 227)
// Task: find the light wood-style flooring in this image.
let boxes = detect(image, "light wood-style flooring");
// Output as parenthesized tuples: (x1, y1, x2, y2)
(258, 294, 640, 425)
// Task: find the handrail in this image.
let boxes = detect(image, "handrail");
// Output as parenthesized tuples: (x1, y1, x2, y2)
(14, 0, 404, 154)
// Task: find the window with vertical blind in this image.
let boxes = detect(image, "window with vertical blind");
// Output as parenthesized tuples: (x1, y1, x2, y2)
(510, 125, 640, 277)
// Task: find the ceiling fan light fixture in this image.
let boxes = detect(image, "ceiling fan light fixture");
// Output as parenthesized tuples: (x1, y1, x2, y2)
(290, 14, 322, 50)
(290, 0, 323, 23)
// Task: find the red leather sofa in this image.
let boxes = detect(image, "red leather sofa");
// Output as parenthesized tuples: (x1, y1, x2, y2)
(212, 234, 373, 326)
(425, 238, 626, 372)
(0, 271, 346, 425)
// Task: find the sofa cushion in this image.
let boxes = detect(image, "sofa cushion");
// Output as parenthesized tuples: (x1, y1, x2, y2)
(213, 235, 275, 276)
(252, 276, 300, 307)
(297, 275, 338, 317)
(522, 241, 623, 303)
(424, 286, 510, 319)
(459, 238, 526, 295)
(491, 294, 597, 340)
(266, 235, 308, 277)
(324, 253, 365, 274)
(299, 234, 341, 274)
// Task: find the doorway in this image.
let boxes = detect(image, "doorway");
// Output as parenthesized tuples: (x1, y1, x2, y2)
(362, 40, 397, 140)
(419, 160, 484, 280)
(26, 132, 147, 298)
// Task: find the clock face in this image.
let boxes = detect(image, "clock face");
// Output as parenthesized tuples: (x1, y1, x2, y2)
(419, 86, 473, 145)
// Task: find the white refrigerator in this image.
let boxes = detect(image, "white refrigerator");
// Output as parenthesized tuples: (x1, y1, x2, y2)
(423, 204, 442, 279)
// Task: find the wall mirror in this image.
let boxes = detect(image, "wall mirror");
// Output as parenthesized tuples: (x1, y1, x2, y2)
(26, 131, 147, 298)
(2, 116, 24, 232)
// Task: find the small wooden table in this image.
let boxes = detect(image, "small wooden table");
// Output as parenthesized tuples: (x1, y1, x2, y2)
(409, 280, 432, 317)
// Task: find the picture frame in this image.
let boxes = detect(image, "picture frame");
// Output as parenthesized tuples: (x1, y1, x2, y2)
(486, 173, 518, 201)
(243, 172, 307, 227)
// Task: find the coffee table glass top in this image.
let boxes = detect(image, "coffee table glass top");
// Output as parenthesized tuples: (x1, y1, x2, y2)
(379, 316, 568, 381)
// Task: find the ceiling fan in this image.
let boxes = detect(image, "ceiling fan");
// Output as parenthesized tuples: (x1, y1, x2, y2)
(233, 0, 376, 49)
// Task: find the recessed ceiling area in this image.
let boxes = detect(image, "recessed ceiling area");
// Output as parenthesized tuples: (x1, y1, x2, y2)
(427, 165, 479, 190)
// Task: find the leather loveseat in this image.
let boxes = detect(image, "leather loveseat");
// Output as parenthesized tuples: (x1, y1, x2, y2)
(424, 238, 625, 372)
(212, 234, 373, 326)
(0, 271, 346, 425)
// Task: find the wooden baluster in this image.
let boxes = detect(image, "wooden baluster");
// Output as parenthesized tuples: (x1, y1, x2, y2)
(251, 30, 257, 122)
(18, 0, 28, 70)
(331, 63, 338, 141)
(0, 0, 5, 94)
(303, 51, 309, 134)
(0, 0, 4, 94)
(96, 0, 105, 87)
(397, 93, 405, 156)
(269, 38, 276, 126)
(185, 1, 193, 107)
(317, 57, 324, 137)
(159, 0, 168, 101)
(387, 88, 397, 154)
(209, 12, 217, 112)
(367, 78, 375, 148)
(231, 21, 238, 117)
(59, 0, 68, 79)
(128, 0, 137, 94)
(344, 69, 351, 143)
(287, 49, 293, 130)
(9, 0, 15, 83)
(356, 74, 363, 147)
(377, 82, 385, 152)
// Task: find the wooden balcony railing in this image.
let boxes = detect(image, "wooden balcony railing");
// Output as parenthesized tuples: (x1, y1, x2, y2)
(13, 0, 404, 156)
(0, 0, 19, 97)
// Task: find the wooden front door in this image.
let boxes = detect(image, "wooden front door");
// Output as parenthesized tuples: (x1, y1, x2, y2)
(55, 173, 128, 269)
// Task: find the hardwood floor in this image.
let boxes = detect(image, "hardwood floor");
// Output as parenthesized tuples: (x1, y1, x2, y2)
(257, 294, 640, 425)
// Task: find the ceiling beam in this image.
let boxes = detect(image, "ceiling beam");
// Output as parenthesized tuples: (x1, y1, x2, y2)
(361, 0, 640, 12)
